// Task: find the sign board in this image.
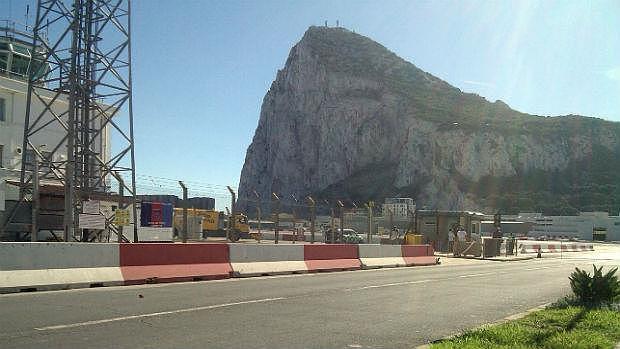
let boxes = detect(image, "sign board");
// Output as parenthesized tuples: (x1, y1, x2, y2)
(79, 213, 106, 229)
(114, 209, 130, 226)
(82, 200, 101, 215)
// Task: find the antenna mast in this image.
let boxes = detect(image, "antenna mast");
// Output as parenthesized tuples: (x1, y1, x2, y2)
(10, 0, 138, 242)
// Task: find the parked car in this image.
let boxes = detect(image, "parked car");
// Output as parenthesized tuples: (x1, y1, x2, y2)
(323, 228, 364, 244)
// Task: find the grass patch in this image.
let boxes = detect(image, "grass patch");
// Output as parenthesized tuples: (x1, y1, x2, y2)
(431, 306, 620, 349)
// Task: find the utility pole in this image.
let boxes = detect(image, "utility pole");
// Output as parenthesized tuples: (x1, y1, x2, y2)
(307, 196, 316, 244)
(179, 181, 188, 243)
(272, 193, 280, 244)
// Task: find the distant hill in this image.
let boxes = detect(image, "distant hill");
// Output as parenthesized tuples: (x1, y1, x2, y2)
(238, 26, 620, 215)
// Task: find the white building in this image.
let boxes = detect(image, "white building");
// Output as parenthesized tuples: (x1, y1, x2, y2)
(1, 23, 110, 232)
(517, 212, 620, 241)
(382, 197, 415, 219)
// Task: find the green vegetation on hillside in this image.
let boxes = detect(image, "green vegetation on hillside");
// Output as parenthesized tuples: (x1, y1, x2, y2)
(464, 145, 620, 215)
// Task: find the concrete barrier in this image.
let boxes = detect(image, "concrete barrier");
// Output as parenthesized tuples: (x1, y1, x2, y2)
(401, 245, 436, 266)
(0, 242, 123, 293)
(119, 243, 232, 284)
(229, 244, 307, 277)
(304, 244, 361, 272)
(358, 245, 406, 269)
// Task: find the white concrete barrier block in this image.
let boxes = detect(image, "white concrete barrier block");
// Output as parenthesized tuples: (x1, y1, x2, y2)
(0, 242, 120, 270)
(231, 261, 308, 277)
(229, 244, 304, 263)
(0, 267, 124, 293)
(360, 257, 407, 269)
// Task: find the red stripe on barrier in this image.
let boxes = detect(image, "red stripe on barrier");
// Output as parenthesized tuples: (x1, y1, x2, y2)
(120, 243, 232, 284)
(532, 244, 541, 252)
(304, 244, 360, 272)
(401, 245, 436, 266)
(405, 256, 437, 266)
(548, 245, 557, 252)
(561, 245, 568, 251)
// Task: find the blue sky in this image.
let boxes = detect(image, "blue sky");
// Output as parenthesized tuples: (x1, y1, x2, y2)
(4, 0, 620, 205)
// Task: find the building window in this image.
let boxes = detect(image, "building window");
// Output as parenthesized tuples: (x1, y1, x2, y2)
(0, 145, 3, 168)
(0, 97, 5, 122)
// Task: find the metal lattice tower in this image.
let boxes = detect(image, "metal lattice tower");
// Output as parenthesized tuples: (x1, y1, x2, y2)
(13, 0, 138, 241)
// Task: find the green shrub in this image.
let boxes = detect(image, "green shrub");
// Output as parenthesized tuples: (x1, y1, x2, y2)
(569, 265, 620, 307)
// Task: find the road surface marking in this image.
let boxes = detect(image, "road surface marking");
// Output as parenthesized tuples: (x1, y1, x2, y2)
(34, 297, 286, 331)
(458, 272, 496, 278)
(348, 279, 432, 291)
(525, 266, 553, 271)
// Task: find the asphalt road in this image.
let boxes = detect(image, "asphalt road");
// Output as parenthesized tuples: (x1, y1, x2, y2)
(1, 245, 619, 349)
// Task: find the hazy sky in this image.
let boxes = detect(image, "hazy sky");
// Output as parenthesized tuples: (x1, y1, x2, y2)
(4, 0, 620, 205)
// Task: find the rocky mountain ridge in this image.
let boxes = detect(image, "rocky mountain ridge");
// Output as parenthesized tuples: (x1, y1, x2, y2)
(238, 26, 620, 214)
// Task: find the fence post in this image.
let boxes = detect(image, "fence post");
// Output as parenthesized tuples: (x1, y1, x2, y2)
(253, 190, 261, 243)
(307, 196, 315, 244)
(179, 181, 188, 243)
(338, 200, 344, 242)
(272, 193, 280, 244)
(366, 201, 374, 244)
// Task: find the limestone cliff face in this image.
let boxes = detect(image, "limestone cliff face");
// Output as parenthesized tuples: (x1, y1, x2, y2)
(239, 26, 620, 213)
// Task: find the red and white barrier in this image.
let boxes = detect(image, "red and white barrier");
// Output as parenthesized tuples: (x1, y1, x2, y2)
(519, 242, 594, 254)
(358, 245, 406, 269)
(229, 244, 306, 277)
(0, 242, 123, 293)
(0, 242, 438, 293)
(402, 245, 437, 266)
(304, 244, 361, 272)
(358, 244, 436, 269)
(119, 243, 232, 284)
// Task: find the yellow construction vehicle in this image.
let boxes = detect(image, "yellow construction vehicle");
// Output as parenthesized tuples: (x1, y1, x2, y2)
(173, 208, 249, 242)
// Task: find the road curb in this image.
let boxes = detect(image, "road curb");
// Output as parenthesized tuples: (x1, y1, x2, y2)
(415, 302, 551, 349)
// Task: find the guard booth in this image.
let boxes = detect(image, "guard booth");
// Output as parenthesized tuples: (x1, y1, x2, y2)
(414, 210, 485, 252)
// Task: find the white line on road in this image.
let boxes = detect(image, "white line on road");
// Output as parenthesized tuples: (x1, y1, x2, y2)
(458, 272, 496, 278)
(349, 279, 432, 291)
(34, 297, 286, 331)
(524, 266, 552, 271)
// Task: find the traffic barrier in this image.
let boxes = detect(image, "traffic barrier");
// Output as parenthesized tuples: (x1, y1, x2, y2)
(401, 245, 436, 266)
(119, 243, 232, 284)
(0, 242, 123, 293)
(519, 242, 594, 254)
(1, 242, 442, 294)
(358, 245, 406, 269)
(304, 244, 361, 272)
(229, 244, 307, 277)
